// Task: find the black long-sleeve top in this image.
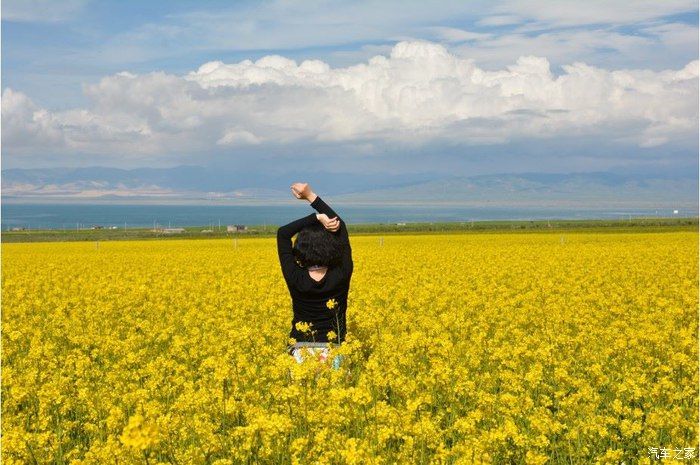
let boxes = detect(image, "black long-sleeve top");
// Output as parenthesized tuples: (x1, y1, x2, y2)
(277, 196, 353, 349)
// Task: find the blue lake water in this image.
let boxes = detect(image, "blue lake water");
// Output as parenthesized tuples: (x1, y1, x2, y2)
(1, 203, 695, 230)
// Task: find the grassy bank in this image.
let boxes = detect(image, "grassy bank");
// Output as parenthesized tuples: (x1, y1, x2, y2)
(1, 216, 697, 243)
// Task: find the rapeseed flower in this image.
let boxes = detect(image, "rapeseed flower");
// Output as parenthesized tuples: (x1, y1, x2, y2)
(1, 231, 696, 464)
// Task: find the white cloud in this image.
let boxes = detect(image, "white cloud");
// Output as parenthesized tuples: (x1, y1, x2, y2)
(477, 15, 523, 27)
(217, 129, 262, 146)
(494, 0, 696, 27)
(2, 41, 697, 159)
(11, 0, 694, 116)
(452, 28, 678, 70)
(89, 1, 482, 65)
(428, 27, 493, 43)
(329, 44, 395, 67)
(84, 0, 696, 69)
(1, 88, 66, 149)
(641, 22, 699, 48)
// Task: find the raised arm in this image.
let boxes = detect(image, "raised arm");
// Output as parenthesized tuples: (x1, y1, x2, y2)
(277, 212, 318, 287)
(308, 194, 353, 279)
(309, 194, 349, 244)
(290, 183, 353, 279)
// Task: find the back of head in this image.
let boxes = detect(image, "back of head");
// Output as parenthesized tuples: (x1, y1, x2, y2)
(293, 222, 343, 268)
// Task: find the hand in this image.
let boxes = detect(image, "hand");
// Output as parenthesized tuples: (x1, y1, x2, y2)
(290, 182, 313, 200)
(316, 213, 340, 232)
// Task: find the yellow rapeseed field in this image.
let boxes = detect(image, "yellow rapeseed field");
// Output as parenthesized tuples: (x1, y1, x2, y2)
(1, 231, 698, 464)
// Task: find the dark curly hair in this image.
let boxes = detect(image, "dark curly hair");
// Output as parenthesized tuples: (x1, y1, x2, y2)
(292, 222, 343, 268)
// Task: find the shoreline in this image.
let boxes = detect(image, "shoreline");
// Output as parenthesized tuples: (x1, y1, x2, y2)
(2, 197, 698, 210)
(2, 217, 697, 243)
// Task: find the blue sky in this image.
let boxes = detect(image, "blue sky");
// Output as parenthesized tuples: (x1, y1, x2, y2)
(1, 0, 698, 180)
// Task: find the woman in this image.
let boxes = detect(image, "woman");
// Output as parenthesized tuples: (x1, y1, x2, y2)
(277, 182, 353, 367)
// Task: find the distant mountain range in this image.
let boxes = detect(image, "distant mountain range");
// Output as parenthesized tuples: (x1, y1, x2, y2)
(1, 165, 438, 201)
(332, 172, 699, 208)
(2, 165, 697, 209)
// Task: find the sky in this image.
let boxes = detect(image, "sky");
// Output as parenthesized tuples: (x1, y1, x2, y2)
(1, 0, 698, 180)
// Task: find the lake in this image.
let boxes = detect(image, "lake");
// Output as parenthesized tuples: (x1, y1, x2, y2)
(1, 202, 693, 230)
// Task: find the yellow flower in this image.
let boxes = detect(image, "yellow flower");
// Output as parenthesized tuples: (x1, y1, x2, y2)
(525, 450, 549, 465)
(120, 414, 159, 450)
(2, 230, 696, 463)
(295, 321, 311, 333)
